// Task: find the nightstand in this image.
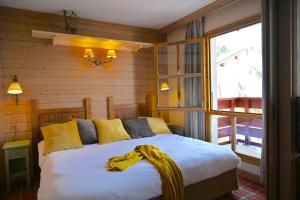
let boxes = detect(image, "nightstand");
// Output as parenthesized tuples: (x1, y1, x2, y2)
(2, 140, 31, 192)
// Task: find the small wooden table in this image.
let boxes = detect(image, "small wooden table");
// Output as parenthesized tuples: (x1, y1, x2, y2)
(2, 140, 31, 192)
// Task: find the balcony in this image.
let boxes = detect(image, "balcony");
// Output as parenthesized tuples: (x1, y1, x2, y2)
(218, 97, 262, 113)
(216, 97, 262, 159)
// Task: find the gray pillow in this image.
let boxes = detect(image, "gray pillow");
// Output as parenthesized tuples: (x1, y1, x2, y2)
(123, 118, 156, 139)
(75, 119, 98, 144)
(168, 124, 184, 135)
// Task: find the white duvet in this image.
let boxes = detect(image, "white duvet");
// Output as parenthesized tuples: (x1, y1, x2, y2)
(38, 134, 240, 200)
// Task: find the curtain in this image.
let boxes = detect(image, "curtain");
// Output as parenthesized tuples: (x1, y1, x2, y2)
(184, 17, 205, 140)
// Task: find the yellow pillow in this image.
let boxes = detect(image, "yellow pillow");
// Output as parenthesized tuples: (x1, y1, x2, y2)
(146, 117, 171, 134)
(41, 121, 83, 155)
(93, 119, 131, 144)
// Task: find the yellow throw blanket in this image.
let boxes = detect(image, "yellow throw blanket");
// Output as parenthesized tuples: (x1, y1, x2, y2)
(107, 145, 184, 200)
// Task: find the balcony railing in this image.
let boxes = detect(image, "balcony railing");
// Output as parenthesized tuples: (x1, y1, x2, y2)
(218, 97, 262, 112)
(216, 97, 263, 147)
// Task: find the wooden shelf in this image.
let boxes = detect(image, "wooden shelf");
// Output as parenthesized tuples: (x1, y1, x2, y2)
(32, 30, 154, 52)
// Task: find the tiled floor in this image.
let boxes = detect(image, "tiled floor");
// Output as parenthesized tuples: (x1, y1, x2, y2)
(221, 176, 266, 200)
(0, 176, 265, 200)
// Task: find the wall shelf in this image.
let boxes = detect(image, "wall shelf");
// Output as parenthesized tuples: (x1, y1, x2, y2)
(32, 30, 154, 52)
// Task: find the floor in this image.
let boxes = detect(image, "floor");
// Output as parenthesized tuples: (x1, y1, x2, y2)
(223, 143, 261, 159)
(220, 176, 266, 200)
(0, 176, 265, 200)
(236, 143, 262, 159)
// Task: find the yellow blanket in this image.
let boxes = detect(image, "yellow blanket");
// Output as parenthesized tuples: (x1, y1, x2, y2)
(107, 145, 184, 200)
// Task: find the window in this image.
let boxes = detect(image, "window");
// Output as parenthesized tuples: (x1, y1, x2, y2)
(210, 23, 262, 114)
(155, 39, 205, 109)
(209, 22, 263, 161)
(154, 18, 262, 164)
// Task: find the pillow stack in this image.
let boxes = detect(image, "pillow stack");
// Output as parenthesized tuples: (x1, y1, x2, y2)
(40, 117, 171, 155)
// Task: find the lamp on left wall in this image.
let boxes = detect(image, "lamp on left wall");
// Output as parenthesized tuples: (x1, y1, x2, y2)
(7, 75, 23, 105)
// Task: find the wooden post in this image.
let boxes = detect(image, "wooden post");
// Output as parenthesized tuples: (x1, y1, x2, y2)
(205, 112, 211, 142)
(146, 95, 152, 117)
(231, 116, 237, 152)
(176, 44, 181, 107)
(30, 99, 39, 178)
(85, 98, 92, 119)
(107, 96, 115, 119)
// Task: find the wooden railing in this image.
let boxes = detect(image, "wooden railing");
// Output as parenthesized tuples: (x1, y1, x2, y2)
(216, 97, 263, 147)
(218, 97, 262, 112)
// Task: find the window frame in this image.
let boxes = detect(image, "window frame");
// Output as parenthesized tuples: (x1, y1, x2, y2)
(153, 14, 262, 165)
(205, 15, 262, 165)
(154, 38, 207, 111)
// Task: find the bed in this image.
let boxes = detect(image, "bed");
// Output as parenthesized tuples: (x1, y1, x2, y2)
(32, 96, 240, 200)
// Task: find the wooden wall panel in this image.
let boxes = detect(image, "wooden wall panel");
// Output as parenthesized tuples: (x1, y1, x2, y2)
(0, 6, 163, 186)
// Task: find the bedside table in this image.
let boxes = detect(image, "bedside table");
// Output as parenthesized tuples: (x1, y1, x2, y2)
(2, 140, 31, 192)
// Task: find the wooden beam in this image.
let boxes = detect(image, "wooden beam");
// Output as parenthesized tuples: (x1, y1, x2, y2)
(236, 152, 261, 166)
(160, 0, 237, 34)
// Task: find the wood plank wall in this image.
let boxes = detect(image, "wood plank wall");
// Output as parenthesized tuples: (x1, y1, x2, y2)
(0, 6, 164, 186)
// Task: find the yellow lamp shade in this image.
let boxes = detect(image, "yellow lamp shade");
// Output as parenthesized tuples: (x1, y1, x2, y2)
(107, 50, 117, 59)
(83, 48, 94, 58)
(7, 76, 22, 94)
(160, 82, 170, 91)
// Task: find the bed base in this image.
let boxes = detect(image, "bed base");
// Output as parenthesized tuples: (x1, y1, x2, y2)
(150, 168, 238, 200)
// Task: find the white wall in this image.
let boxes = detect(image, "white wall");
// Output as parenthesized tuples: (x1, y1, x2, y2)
(205, 0, 261, 32)
(240, 161, 260, 176)
(167, 0, 261, 42)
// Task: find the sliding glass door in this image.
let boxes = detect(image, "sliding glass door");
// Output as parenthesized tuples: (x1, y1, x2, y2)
(208, 22, 263, 164)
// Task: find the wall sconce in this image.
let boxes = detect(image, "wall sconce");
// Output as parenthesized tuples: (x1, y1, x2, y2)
(84, 48, 116, 67)
(7, 75, 23, 105)
(160, 82, 170, 91)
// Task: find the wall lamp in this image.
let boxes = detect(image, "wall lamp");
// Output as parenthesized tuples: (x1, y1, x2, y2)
(84, 49, 116, 67)
(7, 75, 23, 105)
(160, 82, 170, 91)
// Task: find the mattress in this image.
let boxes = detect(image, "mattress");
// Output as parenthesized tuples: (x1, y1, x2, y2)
(38, 134, 240, 200)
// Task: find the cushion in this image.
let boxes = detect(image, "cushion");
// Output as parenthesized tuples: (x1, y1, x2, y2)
(167, 124, 184, 135)
(123, 118, 156, 139)
(93, 119, 131, 144)
(41, 121, 83, 155)
(146, 117, 171, 134)
(75, 119, 98, 144)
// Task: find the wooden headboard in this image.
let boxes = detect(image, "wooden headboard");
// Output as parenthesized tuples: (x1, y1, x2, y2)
(107, 95, 152, 120)
(31, 98, 91, 176)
